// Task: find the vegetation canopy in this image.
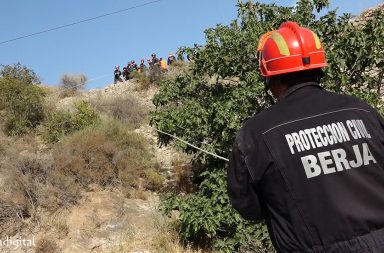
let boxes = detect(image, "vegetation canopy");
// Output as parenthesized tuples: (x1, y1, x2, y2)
(0, 63, 45, 136)
(151, 0, 384, 252)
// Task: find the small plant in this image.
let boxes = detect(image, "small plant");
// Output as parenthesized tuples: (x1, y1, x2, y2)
(142, 169, 164, 191)
(42, 101, 98, 143)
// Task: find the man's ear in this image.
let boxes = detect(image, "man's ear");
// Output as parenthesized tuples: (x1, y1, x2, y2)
(269, 77, 287, 101)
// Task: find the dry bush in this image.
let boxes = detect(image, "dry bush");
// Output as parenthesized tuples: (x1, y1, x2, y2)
(166, 156, 195, 194)
(90, 94, 148, 128)
(130, 71, 151, 90)
(142, 170, 165, 191)
(53, 121, 163, 193)
(151, 222, 206, 253)
(174, 165, 194, 194)
(3, 139, 80, 211)
(40, 209, 69, 238)
(0, 163, 34, 236)
(166, 61, 191, 81)
(0, 129, 10, 156)
(53, 131, 118, 188)
(35, 237, 59, 253)
(36, 169, 81, 211)
(148, 66, 163, 86)
(59, 73, 87, 98)
(126, 189, 151, 200)
(0, 136, 81, 216)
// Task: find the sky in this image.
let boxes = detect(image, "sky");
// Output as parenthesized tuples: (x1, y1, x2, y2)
(1, 0, 383, 89)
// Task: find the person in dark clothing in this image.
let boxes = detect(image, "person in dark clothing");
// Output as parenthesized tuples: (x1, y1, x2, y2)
(114, 65, 122, 84)
(151, 53, 159, 65)
(122, 67, 130, 81)
(130, 60, 138, 72)
(139, 59, 147, 72)
(147, 58, 153, 68)
(151, 53, 161, 79)
(227, 21, 384, 253)
(167, 52, 176, 66)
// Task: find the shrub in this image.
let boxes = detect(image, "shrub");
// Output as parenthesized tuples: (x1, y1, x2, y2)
(90, 94, 148, 128)
(53, 131, 119, 188)
(1, 138, 81, 213)
(59, 73, 87, 98)
(53, 118, 162, 193)
(142, 170, 165, 191)
(0, 63, 40, 86)
(148, 66, 163, 85)
(166, 61, 191, 81)
(42, 101, 98, 143)
(0, 64, 45, 136)
(35, 238, 59, 253)
(130, 71, 152, 90)
(173, 162, 194, 194)
(0, 165, 32, 221)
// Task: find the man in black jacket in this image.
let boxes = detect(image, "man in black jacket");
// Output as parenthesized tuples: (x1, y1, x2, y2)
(228, 21, 384, 253)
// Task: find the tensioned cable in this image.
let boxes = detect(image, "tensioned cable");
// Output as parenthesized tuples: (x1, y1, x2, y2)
(154, 128, 229, 162)
(0, 0, 162, 45)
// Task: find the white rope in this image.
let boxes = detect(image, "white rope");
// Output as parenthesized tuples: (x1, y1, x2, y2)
(154, 128, 229, 162)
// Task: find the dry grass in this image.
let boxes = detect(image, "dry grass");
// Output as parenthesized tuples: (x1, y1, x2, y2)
(0, 133, 81, 240)
(142, 170, 165, 191)
(166, 61, 191, 81)
(0, 128, 10, 156)
(40, 209, 69, 238)
(130, 71, 152, 90)
(90, 94, 148, 128)
(0, 162, 35, 236)
(170, 157, 195, 194)
(150, 208, 207, 253)
(37, 169, 81, 210)
(35, 237, 59, 253)
(92, 196, 206, 253)
(151, 230, 205, 253)
(53, 119, 164, 195)
(7, 136, 81, 211)
(53, 131, 118, 188)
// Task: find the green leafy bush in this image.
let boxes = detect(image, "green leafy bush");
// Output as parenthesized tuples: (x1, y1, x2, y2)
(151, 0, 384, 252)
(0, 64, 45, 136)
(42, 101, 98, 143)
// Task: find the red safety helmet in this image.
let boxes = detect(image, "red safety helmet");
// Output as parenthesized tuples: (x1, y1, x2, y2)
(258, 21, 327, 77)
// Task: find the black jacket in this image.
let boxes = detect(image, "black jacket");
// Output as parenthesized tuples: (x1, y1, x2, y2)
(228, 82, 384, 253)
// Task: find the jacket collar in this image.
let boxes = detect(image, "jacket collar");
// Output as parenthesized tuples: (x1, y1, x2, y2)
(281, 82, 323, 100)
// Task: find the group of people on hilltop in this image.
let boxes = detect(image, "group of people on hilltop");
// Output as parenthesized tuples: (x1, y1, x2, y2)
(113, 52, 178, 84)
